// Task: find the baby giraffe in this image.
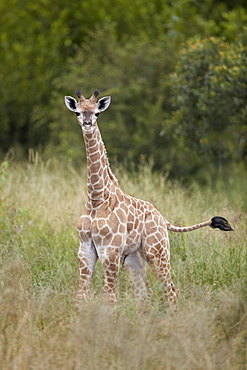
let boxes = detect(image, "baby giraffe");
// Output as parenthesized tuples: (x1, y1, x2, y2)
(65, 89, 233, 306)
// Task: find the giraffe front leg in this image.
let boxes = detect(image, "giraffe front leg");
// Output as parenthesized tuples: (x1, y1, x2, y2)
(99, 247, 121, 305)
(77, 241, 98, 300)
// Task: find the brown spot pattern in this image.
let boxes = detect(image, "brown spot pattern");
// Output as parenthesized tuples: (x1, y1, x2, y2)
(71, 91, 216, 307)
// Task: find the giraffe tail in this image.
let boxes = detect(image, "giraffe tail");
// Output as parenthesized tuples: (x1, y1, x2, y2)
(166, 216, 233, 233)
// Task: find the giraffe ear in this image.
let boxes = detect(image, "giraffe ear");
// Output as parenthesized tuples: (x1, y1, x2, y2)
(64, 96, 77, 112)
(97, 96, 111, 112)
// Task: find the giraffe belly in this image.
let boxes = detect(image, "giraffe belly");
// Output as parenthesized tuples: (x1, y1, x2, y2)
(122, 229, 143, 256)
(77, 202, 146, 255)
(124, 207, 145, 254)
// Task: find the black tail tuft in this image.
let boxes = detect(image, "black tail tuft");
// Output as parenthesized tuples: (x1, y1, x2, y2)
(210, 216, 233, 231)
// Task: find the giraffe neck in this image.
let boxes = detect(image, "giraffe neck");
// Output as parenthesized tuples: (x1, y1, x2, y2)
(83, 124, 118, 209)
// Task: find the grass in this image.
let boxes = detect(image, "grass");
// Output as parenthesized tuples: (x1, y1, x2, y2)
(0, 158, 246, 369)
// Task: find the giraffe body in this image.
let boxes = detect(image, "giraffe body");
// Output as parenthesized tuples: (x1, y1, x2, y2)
(64, 90, 233, 306)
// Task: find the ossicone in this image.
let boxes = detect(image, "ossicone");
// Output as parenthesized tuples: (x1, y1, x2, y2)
(90, 89, 100, 102)
(76, 89, 85, 101)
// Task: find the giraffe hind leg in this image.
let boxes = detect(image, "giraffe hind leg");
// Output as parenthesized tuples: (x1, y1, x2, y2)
(143, 215, 178, 307)
(144, 251, 178, 307)
(123, 248, 152, 301)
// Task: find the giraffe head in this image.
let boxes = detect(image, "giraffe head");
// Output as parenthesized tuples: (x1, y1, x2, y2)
(64, 90, 111, 133)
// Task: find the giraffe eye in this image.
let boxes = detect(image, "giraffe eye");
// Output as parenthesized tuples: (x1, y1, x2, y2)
(75, 112, 80, 117)
(95, 112, 100, 117)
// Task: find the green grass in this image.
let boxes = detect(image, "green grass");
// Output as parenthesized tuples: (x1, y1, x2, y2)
(0, 159, 246, 369)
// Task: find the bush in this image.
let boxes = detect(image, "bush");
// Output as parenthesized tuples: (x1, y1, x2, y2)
(165, 35, 247, 181)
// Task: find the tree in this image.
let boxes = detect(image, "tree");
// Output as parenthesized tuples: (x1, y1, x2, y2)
(0, 0, 246, 167)
(46, 26, 177, 169)
(0, 0, 113, 152)
(164, 35, 247, 180)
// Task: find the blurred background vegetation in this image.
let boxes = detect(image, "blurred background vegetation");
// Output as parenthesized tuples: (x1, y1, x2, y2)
(1, 4, 246, 365)
(0, 0, 246, 183)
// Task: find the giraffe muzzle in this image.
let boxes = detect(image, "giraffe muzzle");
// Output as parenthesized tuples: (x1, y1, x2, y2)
(82, 121, 94, 133)
(83, 122, 92, 127)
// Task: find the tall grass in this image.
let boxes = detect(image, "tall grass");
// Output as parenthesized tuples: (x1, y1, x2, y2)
(0, 159, 246, 369)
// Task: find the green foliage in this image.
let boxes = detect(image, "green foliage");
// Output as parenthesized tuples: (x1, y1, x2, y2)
(165, 35, 247, 180)
(219, 7, 247, 41)
(0, 0, 71, 148)
(0, 0, 119, 152)
(46, 26, 176, 168)
(1, 0, 247, 183)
